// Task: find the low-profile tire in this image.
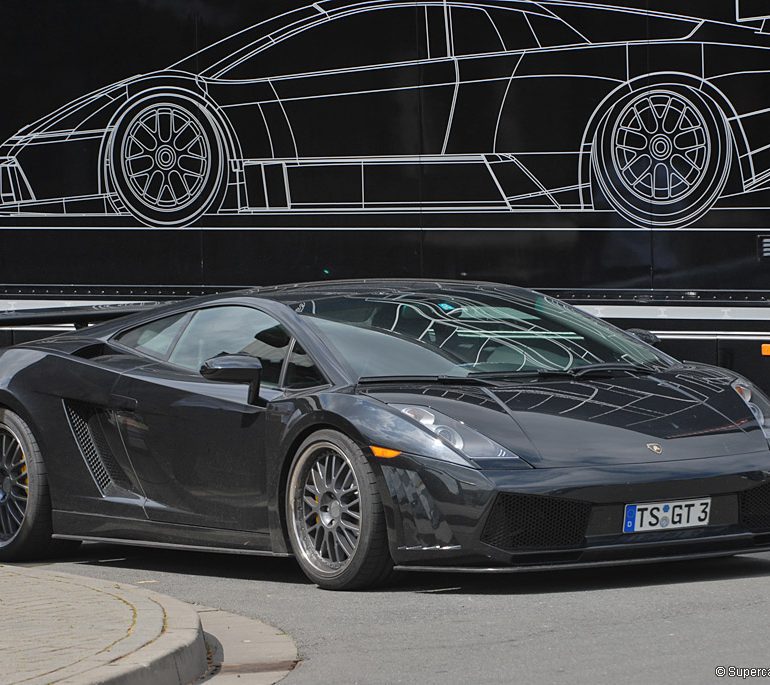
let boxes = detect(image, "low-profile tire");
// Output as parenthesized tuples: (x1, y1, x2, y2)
(0, 410, 77, 561)
(286, 429, 393, 591)
(108, 93, 227, 227)
(592, 84, 732, 228)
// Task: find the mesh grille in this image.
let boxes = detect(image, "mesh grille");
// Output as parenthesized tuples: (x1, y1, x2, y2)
(64, 401, 128, 492)
(739, 482, 770, 531)
(481, 493, 592, 551)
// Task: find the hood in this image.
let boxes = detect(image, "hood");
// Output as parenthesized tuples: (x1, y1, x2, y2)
(366, 366, 770, 468)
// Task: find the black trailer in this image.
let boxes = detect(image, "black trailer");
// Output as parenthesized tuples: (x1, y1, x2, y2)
(3, 1, 770, 387)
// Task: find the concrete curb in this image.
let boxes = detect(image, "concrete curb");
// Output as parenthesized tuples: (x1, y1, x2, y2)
(72, 589, 208, 685)
(195, 606, 299, 683)
(4, 566, 207, 685)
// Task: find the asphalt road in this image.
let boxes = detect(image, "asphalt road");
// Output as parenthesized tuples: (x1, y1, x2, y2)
(33, 546, 770, 684)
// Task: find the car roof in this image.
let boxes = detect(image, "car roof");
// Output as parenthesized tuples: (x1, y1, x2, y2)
(244, 278, 535, 305)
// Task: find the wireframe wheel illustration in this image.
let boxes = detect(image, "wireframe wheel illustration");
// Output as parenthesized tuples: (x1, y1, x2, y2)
(286, 430, 392, 590)
(592, 86, 731, 228)
(108, 94, 226, 227)
(0, 409, 77, 561)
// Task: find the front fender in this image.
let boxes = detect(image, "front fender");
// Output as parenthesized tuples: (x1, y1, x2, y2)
(266, 391, 472, 554)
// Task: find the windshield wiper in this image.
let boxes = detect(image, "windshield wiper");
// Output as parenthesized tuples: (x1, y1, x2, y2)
(570, 362, 659, 377)
(471, 362, 660, 380)
(357, 375, 496, 386)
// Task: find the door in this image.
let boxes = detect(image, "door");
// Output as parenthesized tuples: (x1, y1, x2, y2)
(111, 306, 292, 533)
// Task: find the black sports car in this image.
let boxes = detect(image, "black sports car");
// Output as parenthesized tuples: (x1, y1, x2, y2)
(3, 0, 770, 228)
(2, 280, 770, 589)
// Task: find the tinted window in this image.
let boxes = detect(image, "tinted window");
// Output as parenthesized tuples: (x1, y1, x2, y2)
(284, 341, 326, 389)
(298, 289, 673, 378)
(116, 313, 189, 359)
(168, 306, 291, 386)
(307, 317, 462, 378)
(451, 8, 505, 56)
(223, 7, 419, 79)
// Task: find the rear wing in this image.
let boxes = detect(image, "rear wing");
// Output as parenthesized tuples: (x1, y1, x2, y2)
(0, 302, 163, 328)
(0, 302, 166, 346)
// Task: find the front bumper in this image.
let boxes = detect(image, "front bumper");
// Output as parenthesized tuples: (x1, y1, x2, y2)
(379, 450, 770, 570)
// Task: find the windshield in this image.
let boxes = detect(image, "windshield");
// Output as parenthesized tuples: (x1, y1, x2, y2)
(297, 287, 674, 379)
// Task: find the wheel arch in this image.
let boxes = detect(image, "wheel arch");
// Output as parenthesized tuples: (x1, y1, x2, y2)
(578, 72, 750, 209)
(0, 391, 46, 444)
(98, 76, 245, 210)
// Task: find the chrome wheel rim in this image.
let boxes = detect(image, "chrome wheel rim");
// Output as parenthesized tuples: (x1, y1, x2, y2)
(289, 442, 361, 576)
(612, 90, 710, 204)
(0, 425, 28, 545)
(121, 103, 211, 211)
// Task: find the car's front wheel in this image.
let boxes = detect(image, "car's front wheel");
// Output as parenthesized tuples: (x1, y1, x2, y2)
(592, 85, 731, 228)
(286, 429, 393, 590)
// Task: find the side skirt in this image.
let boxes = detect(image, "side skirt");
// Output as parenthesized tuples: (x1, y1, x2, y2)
(52, 534, 291, 557)
(52, 510, 286, 556)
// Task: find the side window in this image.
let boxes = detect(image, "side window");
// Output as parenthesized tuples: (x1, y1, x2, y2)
(284, 341, 326, 390)
(115, 313, 189, 360)
(486, 9, 539, 51)
(450, 8, 505, 57)
(168, 306, 291, 387)
(222, 7, 419, 79)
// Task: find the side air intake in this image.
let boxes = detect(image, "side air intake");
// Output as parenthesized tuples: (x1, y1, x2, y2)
(64, 400, 130, 492)
(481, 492, 592, 551)
(739, 482, 770, 531)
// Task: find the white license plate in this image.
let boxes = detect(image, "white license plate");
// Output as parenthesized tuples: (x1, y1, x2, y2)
(623, 498, 711, 533)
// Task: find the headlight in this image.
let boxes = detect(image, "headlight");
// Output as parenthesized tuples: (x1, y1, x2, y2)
(732, 380, 770, 439)
(393, 404, 530, 469)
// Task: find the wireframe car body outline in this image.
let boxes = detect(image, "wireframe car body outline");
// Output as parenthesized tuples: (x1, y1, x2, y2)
(2, 0, 770, 228)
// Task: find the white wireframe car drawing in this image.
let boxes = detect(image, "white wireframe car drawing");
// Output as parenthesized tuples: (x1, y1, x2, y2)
(1, 0, 770, 228)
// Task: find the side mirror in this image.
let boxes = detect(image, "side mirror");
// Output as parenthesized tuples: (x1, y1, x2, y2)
(627, 328, 661, 348)
(200, 354, 263, 406)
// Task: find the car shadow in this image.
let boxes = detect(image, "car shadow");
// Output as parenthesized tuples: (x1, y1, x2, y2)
(401, 554, 770, 595)
(52, 543, 770, 595)
(59, 542, 312, 585)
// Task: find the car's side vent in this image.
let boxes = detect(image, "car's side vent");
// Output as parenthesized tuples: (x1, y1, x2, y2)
(481, 493, 592, 551)
(64, 400, 130, 492)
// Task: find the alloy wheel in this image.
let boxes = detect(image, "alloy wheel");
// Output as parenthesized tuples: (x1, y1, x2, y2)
(289, 442, 362, 576)
(0, 425, 28, 545)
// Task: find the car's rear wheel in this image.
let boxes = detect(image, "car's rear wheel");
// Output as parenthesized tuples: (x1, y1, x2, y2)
(592, 85, 731, 228)
(0, 410, 77, 561)
(108, 94, 227, 227)
(286, 430, 393, 590)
